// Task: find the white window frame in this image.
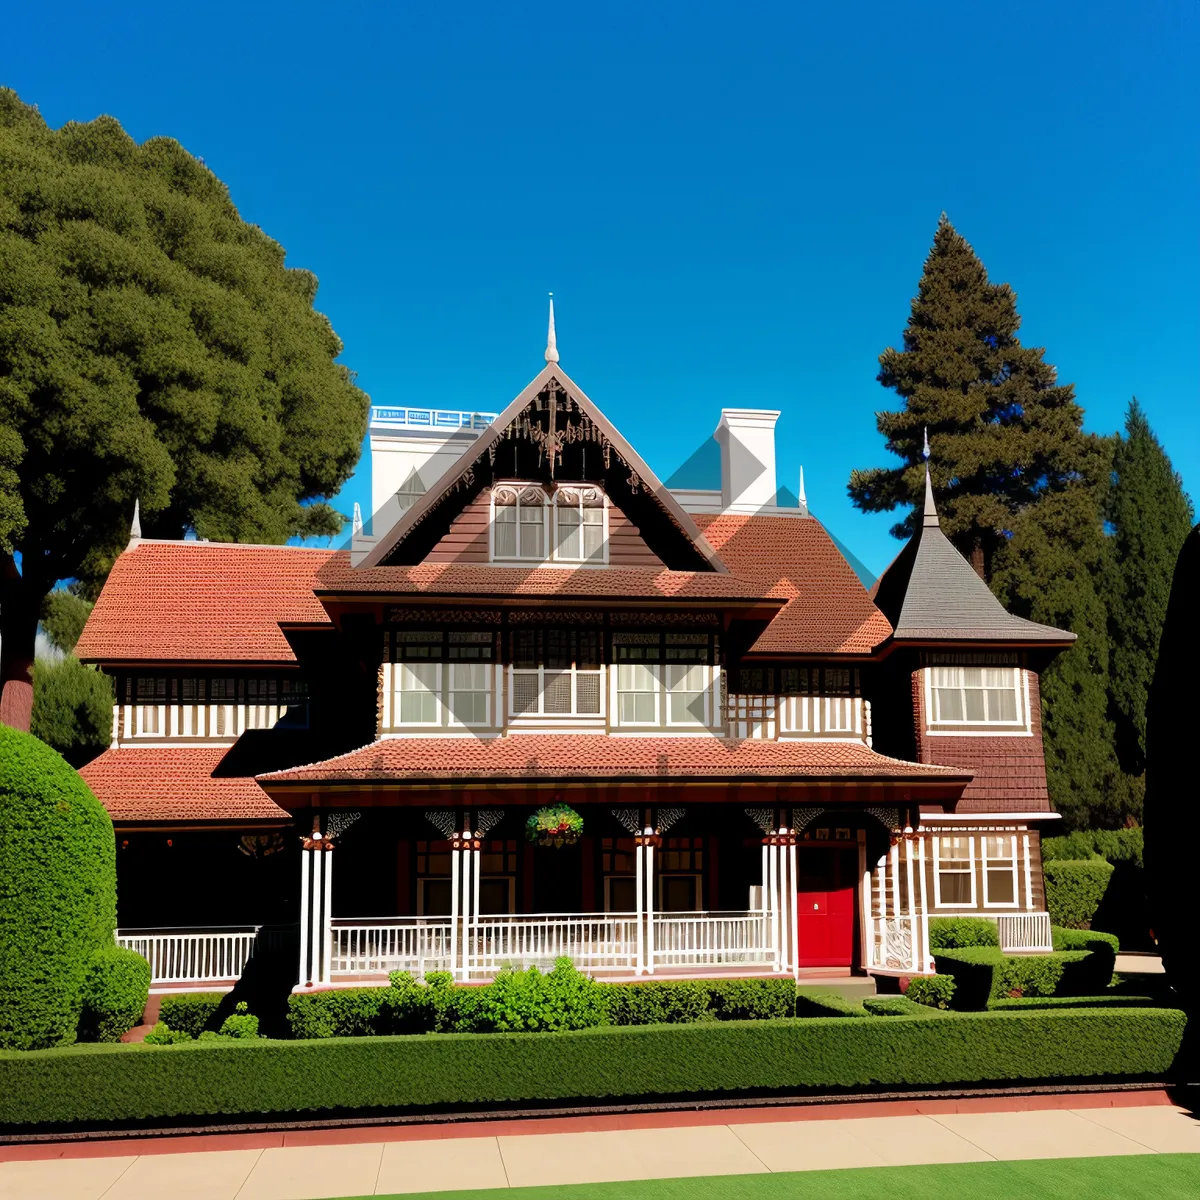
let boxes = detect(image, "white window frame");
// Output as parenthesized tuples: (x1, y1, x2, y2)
(490, 484, 548, 562)
(604, 874, 638, 913)
(665, 662, 708, 727)
(981, 834, 1020, 908)
(134, 676, 167, 737)
(616, 662, 661, 726)
(932, 835, 977, 908)
(924, 666, 1030, 734)
(446, 661, 492, 728)
(393, 661, 444, 727)
(552, 486, 608, 564)
(507, 664, 604, 718)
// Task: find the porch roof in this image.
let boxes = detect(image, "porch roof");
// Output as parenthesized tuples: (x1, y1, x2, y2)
(80, 747, 291, 826)
(257, 734, 970, 787)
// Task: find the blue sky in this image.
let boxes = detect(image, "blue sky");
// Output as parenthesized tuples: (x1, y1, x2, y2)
(5, 1, 1197, 576)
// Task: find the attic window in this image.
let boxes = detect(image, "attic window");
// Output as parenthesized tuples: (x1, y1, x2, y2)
(492, 485, 547, 561)
(554, 487, 606, 563)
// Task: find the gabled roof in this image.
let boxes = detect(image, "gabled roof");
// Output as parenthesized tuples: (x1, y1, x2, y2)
(694, 513, 893, 656)
(871, 470, 1074, 645)
(359, 363, 724, 573)
(258, 734, 970, 786)
(75, 542, 334, 664)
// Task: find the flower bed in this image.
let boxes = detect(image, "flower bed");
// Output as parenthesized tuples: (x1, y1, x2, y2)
(0, 1007, 1185, 1129)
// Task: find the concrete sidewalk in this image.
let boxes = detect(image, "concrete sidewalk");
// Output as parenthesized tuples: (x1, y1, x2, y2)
(2, 1093, 1198, 1198)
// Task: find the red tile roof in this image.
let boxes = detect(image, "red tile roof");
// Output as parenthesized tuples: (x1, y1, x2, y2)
(75, 542, 334, 663)
(259, 734, 968, 784)
(80, 748, 290, 825)
(694, 515, 894, 656)
(311, 552, 775, 602)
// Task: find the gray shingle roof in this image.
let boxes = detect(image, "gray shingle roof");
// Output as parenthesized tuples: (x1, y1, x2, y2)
(871, 470, 1075, 645)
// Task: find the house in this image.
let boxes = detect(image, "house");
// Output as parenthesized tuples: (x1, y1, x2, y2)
(75, 307, 1074, 990)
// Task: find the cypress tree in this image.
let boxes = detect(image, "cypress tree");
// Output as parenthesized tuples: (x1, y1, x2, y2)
(1106, 399, 1195, 780)
(849, 214, 1102, 578)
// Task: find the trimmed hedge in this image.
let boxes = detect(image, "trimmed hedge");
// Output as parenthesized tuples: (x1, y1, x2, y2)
(928, 917, 1000, 950)
(158, 993, 227, 1039)
(1044, 858, 1114, 929)
(1053, 927, 1119, 955)
(989, 995, 1156, 1011)
(905, 975, 956, 1010)
(863, 996, 945, 1018)
(0, 728, 118, 1050)
(933, 948, 1110, 1009)
(794, 989, 869, 1018)
(76, 948, 150, 1044)
(0, 1008, 1184, 1128)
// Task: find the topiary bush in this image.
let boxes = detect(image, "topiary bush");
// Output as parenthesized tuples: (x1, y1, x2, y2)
(76, 947, 150, 1043)
(928, 917, 1000, 950)
(0, 727, 117, 1050)
(933, 947, 1103, 1009)
(218, 1003, 260, 1039)
(1044, 859, 1114, 928)
(158, 993, 227, 1039)
(704, 978, 797, 1021)
(906, 975, 956, 1010)
(1052, 928, 1118, 991)
(863, 995, 945, 1017)
(603, 980, 709, 1026)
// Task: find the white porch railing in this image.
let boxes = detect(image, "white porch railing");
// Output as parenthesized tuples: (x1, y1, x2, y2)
(867, 916, 919, 973)
(330, 919, 454, 977)
(653, 912, 776, 968)
(117, 926, 259, 985)
(997, 911, 1054, 953)
(471, 913, 641, 974)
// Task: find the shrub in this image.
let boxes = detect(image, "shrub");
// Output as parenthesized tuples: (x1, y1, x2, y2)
(472, 960, 607, 1033)
(906, 975, 956, 1010)
(933, 948, 1101, 1009)
(603, 980, 709, 1026)
(76, 947, 150, 1043)
(863, 996, 945, 1017)
(928, 917, 999, 950)
(1043, 829, 1143, 869)
(142, 1022, 192, 1045)
(1051, 929, 1118, 991)
(794, 989, 869, 1017)
(158, 993, 227, 1039)
(0, 727, 117, 1050)
(219, 1003, 260, 1039)
(1044, 859, 1114, 928)
(989, 995, 1156, 1011)
(0, 1009, 1185, 1128)
(704, 978, 796, 1021)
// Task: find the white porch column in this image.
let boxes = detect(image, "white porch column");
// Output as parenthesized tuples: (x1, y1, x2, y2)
(296, 814, 334, 988)
(451, 821, 480, 981)
(915, 830, 931, 973)
(787, 833, 800, 979)
(644, 829, 657, 976)
(635, 832, 645, 974)
(903, 827, 917, 974)
(635, 827, 660, 975)
(449, 835, 460, 979)
(321, 835, 334, 984)
(766, 835, 780, 969)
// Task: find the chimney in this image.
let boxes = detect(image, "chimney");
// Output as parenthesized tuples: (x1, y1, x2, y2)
(714, 409, 780, 513)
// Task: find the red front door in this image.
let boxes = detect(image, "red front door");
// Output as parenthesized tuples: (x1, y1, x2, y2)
(796, 848, 856, 967)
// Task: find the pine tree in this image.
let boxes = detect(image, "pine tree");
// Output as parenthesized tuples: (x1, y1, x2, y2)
(1106, 399, 1195, 779)
(849, 215, 1102, 578)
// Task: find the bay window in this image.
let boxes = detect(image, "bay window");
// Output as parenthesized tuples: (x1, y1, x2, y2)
(930, 665, 1023, 725)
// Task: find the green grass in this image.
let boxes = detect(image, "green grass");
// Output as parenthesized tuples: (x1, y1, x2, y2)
(339, 1154, 1200, 1199)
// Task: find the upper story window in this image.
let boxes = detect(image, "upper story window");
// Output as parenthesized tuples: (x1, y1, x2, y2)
(491, 483, 608, 564)
(389, 630, 496, 728)
(928, 665, 1024, 727)
(510, 628, 603, 718)
(613, 633, 718, 728)
(124, 673, 308, 738)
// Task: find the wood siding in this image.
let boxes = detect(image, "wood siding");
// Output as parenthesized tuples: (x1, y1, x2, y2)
(608, 506, 664, 568)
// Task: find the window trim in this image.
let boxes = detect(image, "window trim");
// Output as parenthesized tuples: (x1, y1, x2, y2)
(924, 666, 1031, 735)
(932, 835, 977, 908)
(490, 483, 549, 562)
(551, 485, 609, 564)
(981, 833, 1020, 909)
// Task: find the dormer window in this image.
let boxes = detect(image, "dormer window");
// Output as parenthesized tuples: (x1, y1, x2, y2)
(554, 487, 606, 563)
(491, 483, 608, 564)
(492, 485, 547, 560)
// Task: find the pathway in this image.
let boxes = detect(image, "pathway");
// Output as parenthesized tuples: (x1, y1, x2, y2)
(2, 1092, 1197, 1198)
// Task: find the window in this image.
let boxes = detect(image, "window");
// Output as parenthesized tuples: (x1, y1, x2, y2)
(667, 664, 707, 725)
(492, 485, 547, 560)
(416, 839, 517, 915)
(554, 487, 606, 562)
(390, 630, 498, 728)
(135, 676, 166, 735)
(618, 663, 658, 724)
(246, 678, 278, 729)
(935, 836, 976, 906)
(278, 679, 310, 728)
(448, 663, 489, 725)
(931, 666, 1022, 725)
(211, 677, 235, 736)
(508, 628, 602, 717)
(982, 835, 1018, 906)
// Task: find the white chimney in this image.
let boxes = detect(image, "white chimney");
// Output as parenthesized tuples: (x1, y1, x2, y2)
(714, 409, 780, 513)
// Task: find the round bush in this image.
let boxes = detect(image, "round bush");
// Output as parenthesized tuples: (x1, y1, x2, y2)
(1044, 858, 1114, 928)
(0, 727, 117, 1049)
(77, 946, 150, 1043)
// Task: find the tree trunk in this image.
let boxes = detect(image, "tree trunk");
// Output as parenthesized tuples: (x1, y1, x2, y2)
(969, 539, 986, 582)
(0, 555, 42, 732)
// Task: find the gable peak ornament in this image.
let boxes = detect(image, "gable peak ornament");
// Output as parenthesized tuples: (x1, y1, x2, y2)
(544, 293, 559, 364)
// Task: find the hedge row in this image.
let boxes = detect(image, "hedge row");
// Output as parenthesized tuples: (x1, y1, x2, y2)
(988, 995, 1155, 1011)
(1043, 829, 1143, 868)
(1044, 859, 1114, 929)
(928, 917, 1000, 950)
(932, 948, 1114, 1009)
(0, 1008, 1185, 1128)
(794, 989, 869, 1018)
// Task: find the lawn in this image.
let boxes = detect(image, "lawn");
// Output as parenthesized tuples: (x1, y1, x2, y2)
(343, 1154, 1200, 1199)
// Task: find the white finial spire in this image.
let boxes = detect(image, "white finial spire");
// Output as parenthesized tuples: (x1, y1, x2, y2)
(922, 426, 931, 461)
(544, 293, 559, 363)
(351, 502, 363, 537)
(128, 498, 142, 547)
(798, 465, 808, 515)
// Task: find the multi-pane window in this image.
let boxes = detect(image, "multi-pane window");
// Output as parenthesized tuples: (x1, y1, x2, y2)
(666, 664, 707, 725)
(982, 835, 1018, 905)
(617, 663, 658, 724)
(935, 836, 975, 906)
(416, 839, 518, 915)
(931, 666, 1022, 724)
(492, 486, 547, 560)
(554, 487, 606, 562)
(613, 633, 717, 728)
(509, 628, 602, 717)
(135, 676, 166, 734)
(390, 630, 496, 727)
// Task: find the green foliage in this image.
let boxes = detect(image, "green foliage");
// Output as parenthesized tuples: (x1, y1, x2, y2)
(142, 1022, 191, 1045)
(76, 947, 149, 1043)
(0, 88, 367, 695)
(0, 727, 117, 1050)
(218, 1002, 260, 1039)
(989, 995, 1152, 1011)
(603, 980, 710, 1026)
(863, 996, 944, 1017)
(1106, 400, 1195, 781)
(474, 960, 607, 1033)
(0, 1009, 1185, 1128)
(30, 656, 113, 767)
(39, 589, 93, 654)
(793, 989, 870, 1017)
(932, 947, 1110, 1009)
(703, 978, 798, 1021)
(1044, 858, 1114, 928)
(1052, 927, 1120, 956)
(157, 992, 226, 1039)
(848, 215, 1098, 573)
(1043, 829, 1143, 868)
(928, 917, 1000, 950)
(905, 975, 956, 1010)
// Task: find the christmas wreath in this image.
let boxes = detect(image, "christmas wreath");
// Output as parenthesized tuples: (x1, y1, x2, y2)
(525, 803, 584, 848)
